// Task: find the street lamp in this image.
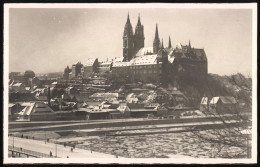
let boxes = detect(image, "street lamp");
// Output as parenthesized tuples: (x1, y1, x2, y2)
(12, 133, 14, 149)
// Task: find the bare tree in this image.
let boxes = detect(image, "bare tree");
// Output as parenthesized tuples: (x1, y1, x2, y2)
(191, 73, 252, 158)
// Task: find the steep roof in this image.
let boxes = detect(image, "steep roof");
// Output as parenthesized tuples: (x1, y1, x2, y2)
(219, 96, 237, 104)
(200, 97, 208, 105)
(210, 96, 237, 104)
(130, 54, 157, 66)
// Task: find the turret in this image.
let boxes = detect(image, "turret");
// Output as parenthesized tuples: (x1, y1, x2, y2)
(161, 38, 164, 49)
(153, 24, 160, 54)
(134, 14, 145, 54)
(168, 36, 172, 48)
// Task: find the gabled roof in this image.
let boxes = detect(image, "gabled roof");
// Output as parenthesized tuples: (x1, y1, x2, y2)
(200, 97, 208, 105)
(117, 105, 130, 111)
(210, 96, 237, 104)
(19, 102, 54, 116)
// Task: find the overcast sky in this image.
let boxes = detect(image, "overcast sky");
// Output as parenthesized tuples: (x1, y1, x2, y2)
(8, 7, 252, 76)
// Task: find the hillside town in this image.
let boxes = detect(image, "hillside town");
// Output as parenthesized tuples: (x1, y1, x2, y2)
(8, 12, 252, 159)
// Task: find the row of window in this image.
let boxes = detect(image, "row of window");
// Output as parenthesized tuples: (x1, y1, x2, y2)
(129, 65, 160, 69)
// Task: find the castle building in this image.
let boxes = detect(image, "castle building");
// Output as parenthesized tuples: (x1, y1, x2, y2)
(112, 13, 208, 83)
(63, 13, 208, 83)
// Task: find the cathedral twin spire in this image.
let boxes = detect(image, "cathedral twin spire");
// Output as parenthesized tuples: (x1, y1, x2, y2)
(123, 13, 173, 61)
(123, 13, 144, 61)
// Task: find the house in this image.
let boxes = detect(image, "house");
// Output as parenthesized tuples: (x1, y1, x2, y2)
(200, 97, 208, 113)
(8, 103, 25, 120)
(66, 86, 79, 95)
(209, 96, 239, 115)
(156, 106, 169, 117)
(11, 83, 26, 92)
(200, 96, 239, 115)
(17, 102, 56, 121)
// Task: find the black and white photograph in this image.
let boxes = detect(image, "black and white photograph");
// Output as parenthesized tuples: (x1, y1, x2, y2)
(3, 3, 257, 164)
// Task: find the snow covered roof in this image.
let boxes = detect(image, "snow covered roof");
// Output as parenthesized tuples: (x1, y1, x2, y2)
(51, 81, 58, 85)
(85, 58, 97, 66)
(9, 103, 16, 108)
(168, 50, 175, 63)
(13, 83, 23, 87)
(210, 96, 237, 104)
(135, 47, 153, 57)
(176, 43, 182, 49)
(200, 97, 208, 105)
(113, 57, 124, 63)
(100, 61, 112, 66)
(19, 102, 54, 116)
(130, 54, 157, 66)
(90, 93, 119, 98)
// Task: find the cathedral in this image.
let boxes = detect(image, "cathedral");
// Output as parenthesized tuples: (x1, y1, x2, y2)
(64, 13, 208, 84)
(111, 13, 208, 83)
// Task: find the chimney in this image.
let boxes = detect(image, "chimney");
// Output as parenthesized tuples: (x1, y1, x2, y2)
(48, 87, 51, 106)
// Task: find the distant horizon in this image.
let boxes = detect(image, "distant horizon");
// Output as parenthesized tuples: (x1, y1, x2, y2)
(8, 6, 253, 76)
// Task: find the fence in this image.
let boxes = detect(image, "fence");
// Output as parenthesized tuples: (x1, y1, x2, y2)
(8, 145, 55, 158)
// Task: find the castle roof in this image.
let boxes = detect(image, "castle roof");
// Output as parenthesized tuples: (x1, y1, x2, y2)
(130, 54, 157, 66)
(113, 57, 124, 62)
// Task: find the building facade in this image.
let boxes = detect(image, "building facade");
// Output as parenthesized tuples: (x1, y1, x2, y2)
(112, 13, 208, 83)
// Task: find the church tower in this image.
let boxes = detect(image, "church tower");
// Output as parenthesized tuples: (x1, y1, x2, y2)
(123, 13, 134, 61)
(134, 14, 145, 54)
(168, 36, 172, 48)
(153, 24, 160, 54)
